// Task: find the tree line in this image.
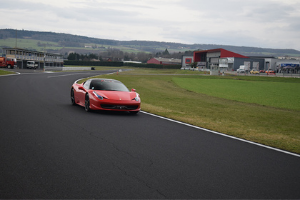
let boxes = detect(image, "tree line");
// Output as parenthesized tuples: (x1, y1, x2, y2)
(67, 48, 194, 63)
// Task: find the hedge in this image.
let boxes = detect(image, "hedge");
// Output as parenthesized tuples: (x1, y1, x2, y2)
(124, 62, 181, 69)
(64, 60, 182, 69)
(64, 60, 123, 66)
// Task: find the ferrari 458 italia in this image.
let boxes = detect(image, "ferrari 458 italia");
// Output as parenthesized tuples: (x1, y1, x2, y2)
(71, 78, 141, 114)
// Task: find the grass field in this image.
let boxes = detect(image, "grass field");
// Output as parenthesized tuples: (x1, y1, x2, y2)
(0, 38, 60, 51)
(80, 67, 300, 154)
(173, 77, 300, 110)
(0, 38, 148, 53)
(0, 69, 15, 75)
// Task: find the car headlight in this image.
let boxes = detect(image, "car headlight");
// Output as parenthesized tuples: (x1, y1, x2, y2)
(133, 93, 140, 102)
(93, 91, 104, 100)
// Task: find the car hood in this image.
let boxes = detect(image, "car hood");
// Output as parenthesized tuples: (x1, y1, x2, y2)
(94, 90, 136, 100)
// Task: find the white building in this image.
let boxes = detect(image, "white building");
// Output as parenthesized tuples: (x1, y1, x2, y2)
(181, 56, 193, 69)
(3, 48, 64, 69)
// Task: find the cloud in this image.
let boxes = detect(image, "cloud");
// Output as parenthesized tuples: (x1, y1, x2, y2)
(0, 0, 300, 50)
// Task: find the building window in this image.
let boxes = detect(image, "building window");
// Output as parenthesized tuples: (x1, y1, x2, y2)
(185, 58, 192, 64)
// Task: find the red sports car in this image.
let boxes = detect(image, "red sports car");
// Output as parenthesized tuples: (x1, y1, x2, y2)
(71, 78, 141, 114)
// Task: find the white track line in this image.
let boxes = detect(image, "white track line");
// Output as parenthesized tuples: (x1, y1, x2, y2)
(47, 72, 94, 78)
(140, 111, 300, 158)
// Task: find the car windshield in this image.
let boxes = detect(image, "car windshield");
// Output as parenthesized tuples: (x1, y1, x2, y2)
(90, 79, 129, 92)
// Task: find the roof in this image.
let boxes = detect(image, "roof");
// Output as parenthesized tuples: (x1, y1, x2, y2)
(3, 47, 62, 57)
(154, 57, 181, 63)
(194, 48, 249, 58)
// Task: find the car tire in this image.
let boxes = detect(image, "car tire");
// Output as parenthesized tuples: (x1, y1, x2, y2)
(71, 88, 76, 105)
(7, 65, 11, 69)
(85, 94, 91, 112)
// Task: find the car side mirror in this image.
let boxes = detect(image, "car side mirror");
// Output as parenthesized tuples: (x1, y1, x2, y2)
(78, 86, 85, 90)
(131, 88, 136, 92)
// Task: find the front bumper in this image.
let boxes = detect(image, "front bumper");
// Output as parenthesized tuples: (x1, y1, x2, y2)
(90, 98, 141, 111)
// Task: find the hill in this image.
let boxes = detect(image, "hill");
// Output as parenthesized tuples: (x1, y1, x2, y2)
(1, 28, 300, 57)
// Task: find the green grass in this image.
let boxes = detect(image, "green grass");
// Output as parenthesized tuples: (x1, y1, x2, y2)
(0, 38, 148, 53)
(173, 77, 300, 110)
(0, 38, 60, 51)
(0, 69, 15, 75)
(81, 67, 300, 154)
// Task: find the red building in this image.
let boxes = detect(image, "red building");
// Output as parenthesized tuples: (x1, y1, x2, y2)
(194, 48, 248, 63)
(194, 49, 249, 62)
(193, 48, 250, 71)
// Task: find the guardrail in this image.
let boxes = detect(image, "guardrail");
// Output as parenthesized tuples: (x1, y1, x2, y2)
(44, 67, 93, 71)
(13, 55, 63, 62)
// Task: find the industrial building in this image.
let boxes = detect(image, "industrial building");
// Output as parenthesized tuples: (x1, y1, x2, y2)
(193, 48, 300, 73)
(265, 58, 300, 73)
(2, 48, 64, 69)
(193, 48, 264, 71)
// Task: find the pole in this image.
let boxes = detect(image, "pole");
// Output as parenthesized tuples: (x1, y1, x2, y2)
(15, 29, 18, 48)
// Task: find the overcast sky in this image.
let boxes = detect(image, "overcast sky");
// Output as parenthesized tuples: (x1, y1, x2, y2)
(1, 0, 300, 50)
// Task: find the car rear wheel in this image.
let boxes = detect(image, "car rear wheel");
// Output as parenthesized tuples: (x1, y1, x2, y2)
(71, 88, 76, 105)
(85, 94, 91, 112)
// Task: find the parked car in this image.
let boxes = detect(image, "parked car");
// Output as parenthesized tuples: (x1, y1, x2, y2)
(259, 70, 265, 73)
(237, 69, 245, 73)
(250, 69, 259, 74)
(265, 69, 275, 75)
(265, 69, 275, 73)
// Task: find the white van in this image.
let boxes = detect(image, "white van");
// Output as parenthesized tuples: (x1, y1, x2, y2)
(237, 65, 245, 73)
(27, 61, 38, 69)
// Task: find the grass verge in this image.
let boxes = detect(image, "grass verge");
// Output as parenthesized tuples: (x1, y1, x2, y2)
(0, 69, 16, 75)
(79, 67, 300, 154)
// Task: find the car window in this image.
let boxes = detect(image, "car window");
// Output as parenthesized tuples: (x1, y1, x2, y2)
(83, 79, 91, 89)
(91, 80, 129, 91)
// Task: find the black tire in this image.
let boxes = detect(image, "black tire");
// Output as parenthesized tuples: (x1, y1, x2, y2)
(7, 65, 11, 69)
(85, 94, 91, 112)
(71, 88, 76, 105)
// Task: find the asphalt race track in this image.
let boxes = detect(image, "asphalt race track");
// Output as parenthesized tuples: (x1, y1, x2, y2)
(0, 69, 300, 199)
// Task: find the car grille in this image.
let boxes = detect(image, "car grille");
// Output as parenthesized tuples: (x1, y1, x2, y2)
(101, 104, 139, 110)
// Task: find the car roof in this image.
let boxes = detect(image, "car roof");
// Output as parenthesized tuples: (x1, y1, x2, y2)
(90, 78, 119, 82)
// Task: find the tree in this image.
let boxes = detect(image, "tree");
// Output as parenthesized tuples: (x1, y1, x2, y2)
(163, 48, 170, 55)
(68, 52, 80, 60)
(155, 52, 162, 57)
(190, 62, 198, 69)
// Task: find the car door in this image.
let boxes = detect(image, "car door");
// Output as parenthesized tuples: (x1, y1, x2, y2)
(76, 80, 91, 105)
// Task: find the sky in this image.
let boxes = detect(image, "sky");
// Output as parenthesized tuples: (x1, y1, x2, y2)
(1, 0, 300, 50)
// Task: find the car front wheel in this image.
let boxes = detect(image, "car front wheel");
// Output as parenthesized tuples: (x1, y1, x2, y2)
(85, 95, 91, 112)
(71, 88, 76, 105)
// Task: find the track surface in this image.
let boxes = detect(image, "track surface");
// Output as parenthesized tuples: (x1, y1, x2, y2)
(0, 69, 300, 199)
